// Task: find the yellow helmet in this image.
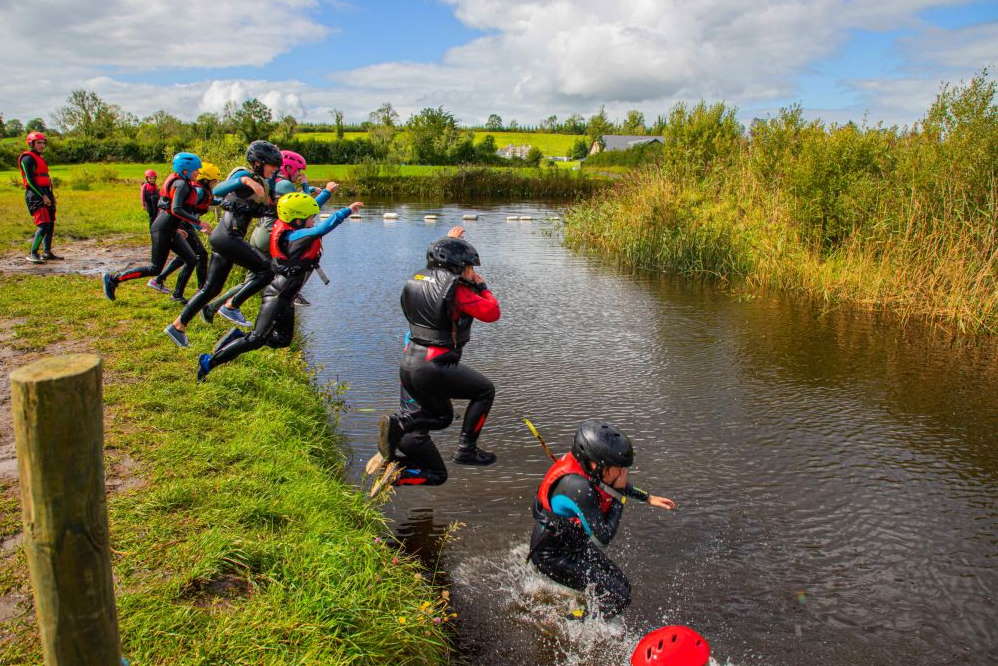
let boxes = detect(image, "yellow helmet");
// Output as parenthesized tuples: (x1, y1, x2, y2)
(277, 192, 320, 223)
(198, 161, 222, 182)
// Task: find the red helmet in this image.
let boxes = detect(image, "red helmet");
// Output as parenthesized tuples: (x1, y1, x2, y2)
(144, 169, 157, 179)
(279, 150, 307, 180)
(26, 131, 47, 147)
(631, 626, 710, 666)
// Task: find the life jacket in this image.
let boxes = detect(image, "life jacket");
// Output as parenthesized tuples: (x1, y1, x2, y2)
(401, 266, 473, 349)
(193, 184, 213, 214)
(140, 182, 158, 208)
(536, 452, 615, 521)
(19, 151, 51, 189)
(220, 167, 274, 233)
(269, 219, 322, 274)
(157, 173, 198, 212)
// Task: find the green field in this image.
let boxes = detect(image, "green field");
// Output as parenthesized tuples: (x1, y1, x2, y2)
(291, 130, 584, 156)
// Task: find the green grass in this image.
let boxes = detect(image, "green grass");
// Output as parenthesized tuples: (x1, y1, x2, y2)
(0, 274, 452, 664)
(294, 132, 370, 142)
(290, 130, 582, 156)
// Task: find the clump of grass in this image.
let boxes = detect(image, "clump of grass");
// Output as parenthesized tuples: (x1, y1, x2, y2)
(564, 70, 998, 334)
(0, 274, 451, 664)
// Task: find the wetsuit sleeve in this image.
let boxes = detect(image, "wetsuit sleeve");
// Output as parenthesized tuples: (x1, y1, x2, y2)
(454, 284, 501, 322)
(286, 206, 352, 241)
(20, 155, 44, 197)
(314, 189, 332, 206)
(549, 475, 624, 545)
(169, 180, 200, 225)
(623, 484, 650, 502)
(211, 170, 248, 197)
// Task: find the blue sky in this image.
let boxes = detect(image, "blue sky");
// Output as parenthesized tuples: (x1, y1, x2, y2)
(2, 1, 995, 127)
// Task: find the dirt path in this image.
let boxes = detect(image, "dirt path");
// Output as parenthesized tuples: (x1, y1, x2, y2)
(0, 238, 145, 276)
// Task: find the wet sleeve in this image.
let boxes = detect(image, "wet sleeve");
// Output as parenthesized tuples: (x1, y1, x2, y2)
(20, 155, 43, 197)
(286, 206, 352, 241)
(211, 171, 247, 197)
(623, 484, 650, 502)
(169, 180, 200, 225)
(549, 475, 624, 545)
(454, 284, 501, 322)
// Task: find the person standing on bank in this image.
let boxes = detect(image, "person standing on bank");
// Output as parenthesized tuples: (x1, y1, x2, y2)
(140, 169, 159, 225)
(367, 231, 501, 493)
(19, 131, 62, 264)
(529, 420, 676, 620)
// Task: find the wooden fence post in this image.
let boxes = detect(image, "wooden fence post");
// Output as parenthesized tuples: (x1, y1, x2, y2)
(10, 354, 120, 665)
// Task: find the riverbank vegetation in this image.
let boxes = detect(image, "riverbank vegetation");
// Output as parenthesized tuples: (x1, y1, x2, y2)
(564, 71, 997, 334)
(0, 273, 451, 663)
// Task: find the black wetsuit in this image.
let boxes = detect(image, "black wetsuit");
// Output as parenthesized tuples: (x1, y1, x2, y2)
(111, 176, 199, 285)
(177, 169, 274, 325)
(389, 268, 500, 485)
(529, 468, 648, 619)
(141, 182, 159, 225)
(156, 185, 213, 298)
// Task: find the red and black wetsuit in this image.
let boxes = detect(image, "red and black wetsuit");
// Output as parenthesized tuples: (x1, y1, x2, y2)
(19, 150, 56, 253)
(140, 182, 159, 225)
(529, 452, 639, 618)
(391, 266, 500, 486)
(110, 174, 199, 285)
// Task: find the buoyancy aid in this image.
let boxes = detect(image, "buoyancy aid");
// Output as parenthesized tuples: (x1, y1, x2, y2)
(19, 151, 51, 189)
(157, 173, 199, 211)
(401, 266, 473, 349)
(269, 219, 322, 274)
(537, 452, 615, 520)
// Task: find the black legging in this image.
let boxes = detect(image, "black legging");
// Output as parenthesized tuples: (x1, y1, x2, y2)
(113, 215, 196, 284)
(178, 212, 273, 325)
(157, 225, 207, 297)
(528, 523, 631, 618)
(396, 342, 495, 446)
(208, 273, 304, 368)
(31, 223, 54, 253)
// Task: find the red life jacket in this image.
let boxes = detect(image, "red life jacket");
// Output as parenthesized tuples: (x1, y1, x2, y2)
(193, 184, 213, 214)
(159, 173, 199, 210)
(537, 452, 615, 519)
(19, 151, 51, 189)
(270, 219, 322, 270)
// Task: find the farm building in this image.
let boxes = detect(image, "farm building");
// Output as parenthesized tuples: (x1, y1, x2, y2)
(589, 134, 663, 155)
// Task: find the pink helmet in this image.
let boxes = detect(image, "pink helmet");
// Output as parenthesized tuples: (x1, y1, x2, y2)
(26, 131, 47, 147)
(280, 150, 307, 179)
(144, 169, 157, 179)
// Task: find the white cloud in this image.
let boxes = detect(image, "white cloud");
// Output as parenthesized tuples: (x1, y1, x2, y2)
(0, 0, 992, 128)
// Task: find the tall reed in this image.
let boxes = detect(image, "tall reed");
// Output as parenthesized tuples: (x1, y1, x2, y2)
(564, 71, 997, 334)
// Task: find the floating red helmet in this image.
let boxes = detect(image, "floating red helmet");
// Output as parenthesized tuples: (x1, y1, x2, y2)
(26, 131, 47, 147)
(144, 169, 157, 179)
(631, 626, 710, 666)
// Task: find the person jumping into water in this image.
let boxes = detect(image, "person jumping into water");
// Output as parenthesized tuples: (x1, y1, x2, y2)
(149, 162, 222, 303)
(19, 131, 62, 264)
(367, 229, 501, 494)
(201, 150, 338, 320)
(529, 420, 675, 620)
(196, 192, 362, 381)
(165, 140, 282, 347)
(102, 152, 202, 300)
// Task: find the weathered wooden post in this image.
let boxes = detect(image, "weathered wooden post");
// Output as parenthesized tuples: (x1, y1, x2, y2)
(10, 354, 121, 665)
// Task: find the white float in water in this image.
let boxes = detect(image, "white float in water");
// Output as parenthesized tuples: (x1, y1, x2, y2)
(462, 214, 478, 221)
(424, 216, 438, 223)
(519, 216, 533, 221)
(383, 212, 399, 220)
(506, 216, 519, 222)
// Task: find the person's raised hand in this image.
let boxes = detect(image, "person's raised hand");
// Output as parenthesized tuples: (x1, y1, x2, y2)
(349, 201, 364, 213)
(447, 225, 465, 238)
(325, 181, 340, 193)
(648, 495, 676, 510)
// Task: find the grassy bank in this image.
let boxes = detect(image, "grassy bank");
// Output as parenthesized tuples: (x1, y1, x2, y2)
(564, 73, 997, 334)
(0, 274, 451, 663)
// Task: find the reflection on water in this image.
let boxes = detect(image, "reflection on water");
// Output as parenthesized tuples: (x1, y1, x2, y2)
(301, 202, 998, 665)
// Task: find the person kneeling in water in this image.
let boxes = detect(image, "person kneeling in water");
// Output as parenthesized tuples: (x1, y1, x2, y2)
(529, 420, 675, 620)
(195, 192, 362, 381)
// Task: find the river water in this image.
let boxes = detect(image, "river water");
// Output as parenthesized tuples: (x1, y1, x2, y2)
(300, 202, 997, 665)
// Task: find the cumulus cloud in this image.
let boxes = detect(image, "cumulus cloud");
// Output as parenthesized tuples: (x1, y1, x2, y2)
(0, 0, 993, 127)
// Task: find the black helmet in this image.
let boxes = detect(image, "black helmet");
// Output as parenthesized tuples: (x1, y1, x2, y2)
(246, 140, 282, 168)
(572, 420, 634, 476)
(426, 237, 481, 274)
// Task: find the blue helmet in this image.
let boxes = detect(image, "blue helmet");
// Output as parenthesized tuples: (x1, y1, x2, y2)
(172, 152, 202, 178)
